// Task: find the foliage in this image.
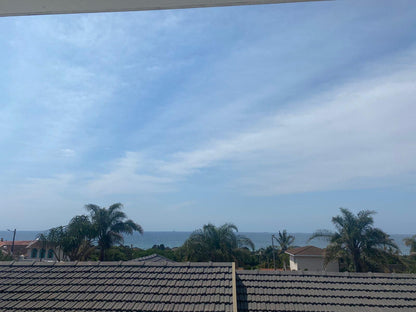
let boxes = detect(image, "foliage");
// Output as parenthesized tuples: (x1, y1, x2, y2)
(275, 230, 295, 253)
(39, 203, 142, 261)
(256, 246, 277, 269)
(179, 223, 255, 264)
(38, 226, 66, 261)
(86, 203, 143, 261)
(232, 247, 259, 269)
(310, 208, 398, 272)
(64, 215, 96, 261)
(404, 235, 416, 253)
(152, 244, 167, 250)
(38, 215, 96, 261)
(273, 230, 295, 270)
(105, 245, 135, 261)
(37, 205, 416, 272)
(0, 252, 12, 261)
(401, 254, 416, 273)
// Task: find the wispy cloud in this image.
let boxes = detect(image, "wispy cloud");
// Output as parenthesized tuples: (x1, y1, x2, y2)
(87, 152, 174, 195)
(103, 46, 416, 195)
(1, 1, 416, 231)
(60, 149, 76, 158)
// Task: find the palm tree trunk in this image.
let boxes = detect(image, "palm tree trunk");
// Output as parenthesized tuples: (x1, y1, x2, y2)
(100, 247, 105, 261)
(53, 247, 61, 262)
(353, 250, 362, 272)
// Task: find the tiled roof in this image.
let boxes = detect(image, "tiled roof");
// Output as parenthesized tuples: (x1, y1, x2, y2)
(0, 241, 33, 247)
(0, 261, 233, 312)
(2, 261, 416, 312)
(133, 253, 176, 263)
(236, 270, 416, 312)
(285, 245, 324, 256)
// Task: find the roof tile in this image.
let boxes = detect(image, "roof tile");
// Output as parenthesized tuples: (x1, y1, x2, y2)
(0, 261, 233, 312)
(236, 269, 416, 312)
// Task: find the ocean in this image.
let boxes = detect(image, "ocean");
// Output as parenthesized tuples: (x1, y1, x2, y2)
(0, 231, 412, 255)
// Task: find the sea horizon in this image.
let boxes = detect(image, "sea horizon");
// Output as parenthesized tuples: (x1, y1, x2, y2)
(1, 230, 412, 255)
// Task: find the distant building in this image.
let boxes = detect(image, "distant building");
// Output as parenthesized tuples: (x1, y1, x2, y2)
(0, 239, 33, 259)
(285, 245, 339, 272)
(0, 238, 62, 261)
(26, 239, 63, 261)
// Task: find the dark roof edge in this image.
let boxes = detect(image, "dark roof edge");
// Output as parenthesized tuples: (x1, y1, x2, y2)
(235, 269, 416, 279)
(285, 253, 324, 257)
(0, 260, 233, 267)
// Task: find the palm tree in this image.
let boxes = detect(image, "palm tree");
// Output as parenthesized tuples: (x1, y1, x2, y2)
(310, 208, 398, 272)
(64, 215, 96, 261)
(181, 223, 255, 262)
(39, 215, 96, 261)
(276, 230, 295, 253)
(273, 230, 295, 270)
(85, 203, 143, 261)
(404, 235, 416, 254)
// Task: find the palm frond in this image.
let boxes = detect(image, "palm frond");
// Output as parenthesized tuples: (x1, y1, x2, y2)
(309, 230, 334, 242)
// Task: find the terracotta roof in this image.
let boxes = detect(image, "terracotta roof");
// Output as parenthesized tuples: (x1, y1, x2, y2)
(236, 270, 416, 312)
(285, 245, 324, 256)
(0, 241, 33, 248)
(133, 253, 176, 263)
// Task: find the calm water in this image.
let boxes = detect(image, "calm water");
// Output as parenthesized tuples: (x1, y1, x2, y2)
(0, 231, 412, 255)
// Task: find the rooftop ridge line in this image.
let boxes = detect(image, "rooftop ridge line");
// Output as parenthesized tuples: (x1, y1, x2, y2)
(235, 270, 416, 278)
(232, 262, 237, 312)
(0, 260, 234, 267)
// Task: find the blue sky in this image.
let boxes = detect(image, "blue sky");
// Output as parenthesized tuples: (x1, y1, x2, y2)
(0, 0, 415, 233)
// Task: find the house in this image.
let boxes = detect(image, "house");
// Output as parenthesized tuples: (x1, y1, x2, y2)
(25, 239, 64, 261)
(1, 260, 416, 311)
(0, 240, 33, 259)
(0, 239, 62, 261)
(285, 245, 339, 272)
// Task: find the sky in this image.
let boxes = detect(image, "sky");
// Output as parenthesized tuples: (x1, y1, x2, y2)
(0, 0, 415, 233)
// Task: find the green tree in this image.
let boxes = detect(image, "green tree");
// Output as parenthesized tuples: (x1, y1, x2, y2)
(256, 246, 278, 269)
(404, 235, 416, 253)
(85, 203, 143, 261)
(274, 230, 295, 270)
(0, 252, 12, 261)
(180, 223, 255, 263)
(39, 215, 95, 261)
(63, 215, 96, 261)
(310, 208, 398, 272)
(275, 230, 295, 253)
(38, 226, 65, 261)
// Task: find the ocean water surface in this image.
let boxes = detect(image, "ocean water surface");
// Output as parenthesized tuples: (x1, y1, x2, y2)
(0, 231, 412, 255)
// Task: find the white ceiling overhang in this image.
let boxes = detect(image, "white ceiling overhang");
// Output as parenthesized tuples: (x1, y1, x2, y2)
(0, 0, 327, 17)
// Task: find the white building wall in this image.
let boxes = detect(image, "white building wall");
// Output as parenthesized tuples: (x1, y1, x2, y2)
(289, 255, 298, 270)
(325, 261, 339, 272)
(27, 247, 64, 261)
(296, 256, 324, 271)
(289, 256, 339, 272)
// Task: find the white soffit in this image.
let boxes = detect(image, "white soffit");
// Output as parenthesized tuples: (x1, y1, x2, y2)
(0, 0, 327, 17)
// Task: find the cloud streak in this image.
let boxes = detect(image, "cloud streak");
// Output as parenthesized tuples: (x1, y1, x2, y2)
(92, 47, 416, 195)
(1, 1, 416, 231)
